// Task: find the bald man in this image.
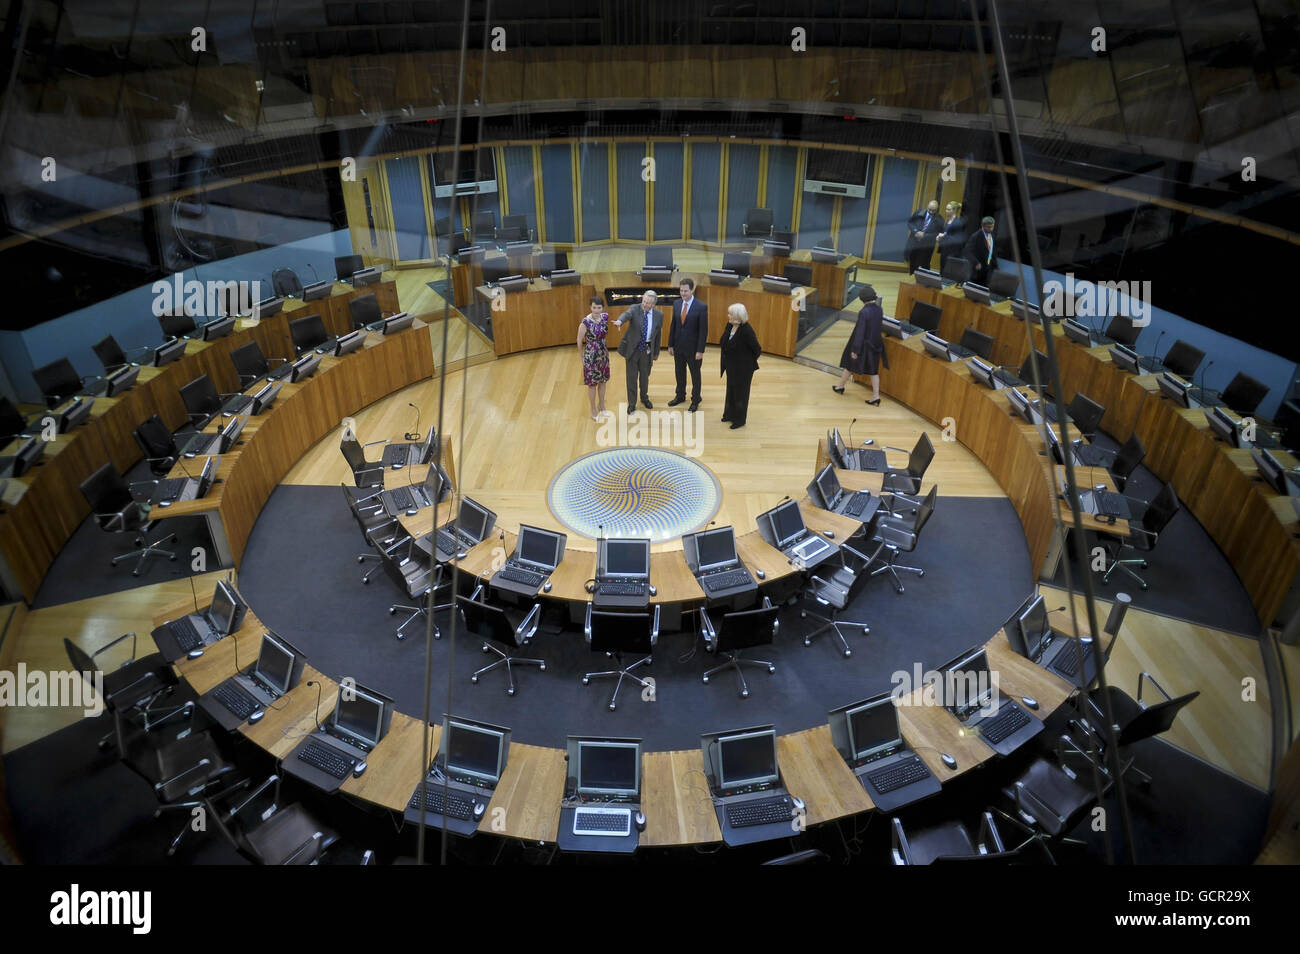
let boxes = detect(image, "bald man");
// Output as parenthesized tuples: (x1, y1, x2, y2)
(905, 199, 942, 274)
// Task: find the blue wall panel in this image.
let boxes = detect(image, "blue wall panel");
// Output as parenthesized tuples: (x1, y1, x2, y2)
(616, 143, 647, 242)
(689, 143, 721, 243)
(797, 193, 836, 250)
(652, 142, 684, 242)
(540, 144, 575, 243)
(384, 156, 430, 261)
(838, 192, 871, 259)
(766, 147, 799, 234)
(502, 146, 536, 226)
(872, 157, 919, 262)
(578, 142, 610, 242)
(722, 144, 760, 242)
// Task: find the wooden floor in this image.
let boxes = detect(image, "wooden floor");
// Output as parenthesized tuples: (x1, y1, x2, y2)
(0, 254, 1283, 798)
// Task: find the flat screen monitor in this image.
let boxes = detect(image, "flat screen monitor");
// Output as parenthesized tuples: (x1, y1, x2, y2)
(1018, 596, 1050, 660)
(289, 314, 328, 353)
(218, 415, 245, 452)
(845, 696, 902, 761)
(1205, 407, 1240, 447)
(603, 538, 649, 577)
(943, 648, 994, 721)
(576, 740, 640, 797)
(814, 463, 841, 507)
(444, 718, 505, 784)
(422, 462, 451, 501)
(480, 257, 510, 285)
(717, 729, 779, 789)
(254, 632, 297, 693)
(1253, 448, 1288, 494)
(208, 581, 241, 634)
(694, 527, 737, 571)
(909, 301, 943, 332)
(721, 251, 751, 278)
(335, 254, 364, 280)
(769, 500, 805, 547)
(517, 525, 562, 568)
(1001, 593, 1039, 658)
(784, 263, 813, 288)
(458, 497, 492, 541)
(332, 685, 386, 747)
(32, 358, 82, 406)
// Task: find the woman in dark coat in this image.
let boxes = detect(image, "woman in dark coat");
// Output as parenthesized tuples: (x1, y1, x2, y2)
(833, 284, 888, 405)
(719, 302, 761, 429)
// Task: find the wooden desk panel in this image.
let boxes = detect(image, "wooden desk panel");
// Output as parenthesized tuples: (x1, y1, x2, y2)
(341, 714, 437, 811)
(640, 749, 721, 847)
(777, 726, 874, 823)
(700, 279, 806, 358)
(790, 250, 859, 310)
(480, 282, 595, 356)
(896, 687, 994, 780)
(482, 742, 566, 841)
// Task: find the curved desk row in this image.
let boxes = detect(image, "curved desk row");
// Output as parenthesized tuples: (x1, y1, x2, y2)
(896, 282, 1300, 626)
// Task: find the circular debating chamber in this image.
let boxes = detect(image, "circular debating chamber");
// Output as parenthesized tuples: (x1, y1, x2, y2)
(0, 0, 1297, 900)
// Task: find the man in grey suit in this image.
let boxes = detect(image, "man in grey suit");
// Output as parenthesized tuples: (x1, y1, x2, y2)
(614, 290, 663, 413)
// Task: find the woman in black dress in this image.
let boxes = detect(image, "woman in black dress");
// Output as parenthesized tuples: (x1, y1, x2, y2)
(833, 284, 888, 405)
(719, 303, 761, 429)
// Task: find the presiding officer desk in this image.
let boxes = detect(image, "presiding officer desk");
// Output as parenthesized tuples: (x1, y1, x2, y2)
(896, 282, 1300, 627)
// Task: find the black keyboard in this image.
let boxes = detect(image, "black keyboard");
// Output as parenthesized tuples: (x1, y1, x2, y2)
(383, 443, 413, 467)
(726, 795, 793, 829)
(700, 569, 752, 592)
(850, 448, 887, 471)
(1072, 442, 1111, 467)
(1048, 641, 1082, 677)
(153, 477, 188, 502)
(1091, 489, 1130, 518)
(212, 682, 257, 719)
(980, 704, 1032, 744)
(436, 529, 459, 554)
(498, 564, 546, 587)
(598, 581, 647, 597)
(947, 344, 974, 360)
(409, 785, 476, 820)
(387, 486, 417, 511)
(170, 616, 206, 651)
(297, 740, 353, 779)
(842, 493, 872, 518)
(866, 755, 930, 794)
(900, 322, 922, 336)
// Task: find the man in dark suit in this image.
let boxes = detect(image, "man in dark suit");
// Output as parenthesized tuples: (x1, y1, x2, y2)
(904, 200, 941, 274)
(667, 277, 708, 412)
(963, 216, 997, 286)
(614, 290, 663, 413)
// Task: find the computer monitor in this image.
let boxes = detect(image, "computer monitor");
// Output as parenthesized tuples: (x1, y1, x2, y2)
(694, 527, 738, 571)
(783, 263, 813, 288)
(943, 648, 994, 721)
(1253, 448, 1290, 495)
(1018, 596, 1051, 660)
(289, 313, 329, 353)
(1062, 318, 1092, 347)
(422, 462, 452, 502)
(988, 270, 1020, 299)
(10, 437, 45, 476)
(480, 257, 510, 285)
(909, 301, 943, 332)
(813, 463, 841, 508)
(208, 580, 242, 635)
(1205, 407, 1241, 447)
(332, 685, 387, 748)
(602, 538, 650, 577)
(443, 717, 506, 784)
(575, 739, 641, 797)
(769, 500, 805, 548)
(253, 632, 302, 694)
(844, 695, 902, 761)
(217, 415, 245, 452)
(517, 525, 563, 569)
(717, 728, 780, 789)
(1001, 592, 1039, 658)
(458, 497, 493, 542)
(335, 254, 365, 280)
(721, 251, 751, 278)
(32, 358, 83, 407)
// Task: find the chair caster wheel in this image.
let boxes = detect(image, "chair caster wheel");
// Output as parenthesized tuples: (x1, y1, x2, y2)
(767, 665, 776, 674)
(389, 608, 396, 615)
(153, 808, 162, 819)
(1140, 583, 1149, 590)
(608, 703, 617, 711)
(539, 663, 547, 671)
(843, 649, 852, 658)
(396, 634, 405, 641)
(132, 570, 141, 577)
(582, 677, 590, 686)
(702, 675, 710, 684)
(482, 644, 492, 653)
(1140, 561, 1148, 568)
(799, 610, 807, 619)
(918, 570, 925, 577)
(357, 555, 365, 563)
(803, 639, 811, 647)
(169, 555, 176, 561)
(507, 687, 516, 696)
(471, 675, 479, 684)
(362, 578, 369, 584)
(862, 626, 870, 636)
(740, 689, 749, 699)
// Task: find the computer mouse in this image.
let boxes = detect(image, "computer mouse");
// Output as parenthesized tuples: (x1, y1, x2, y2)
(941, 753, 957, 770)
(1021, 696, 1039, 710)
(756, 569, 766, 580)
(634, 811, 646, 832)
(406, 508, 418, 517)
(391, 463, 403, 469)
(473, 802, 486, 820)
(184, 452, 197, 459)
(543, 581, 552, 593)
(158, 499, 172, 507)
(585, 581, 596, 593)
(456, 551, 468, 561)
(222, 411, 234, 418)
(790, 795, 805, 814)
(862, 438, 874, 446)
(352, 761, 367, 778)
(248, 710, 264, 724)
(823, 530, 835, 539)
(648, 585, 657, 597)
(186, 649, 204, 660)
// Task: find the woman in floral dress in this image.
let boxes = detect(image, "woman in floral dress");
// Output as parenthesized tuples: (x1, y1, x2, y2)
(577, 296, 611, 421)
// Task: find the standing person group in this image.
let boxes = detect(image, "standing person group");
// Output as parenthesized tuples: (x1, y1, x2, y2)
(833, 285, 887, 405)
(907, 199, 999, 285)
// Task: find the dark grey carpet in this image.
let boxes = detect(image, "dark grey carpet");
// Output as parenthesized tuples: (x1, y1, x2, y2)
(239, 486, 1033, 752)
(1044, 433, 1262, 637)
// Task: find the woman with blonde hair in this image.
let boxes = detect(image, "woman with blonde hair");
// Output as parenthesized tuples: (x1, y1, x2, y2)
(719, 303, 761, 429)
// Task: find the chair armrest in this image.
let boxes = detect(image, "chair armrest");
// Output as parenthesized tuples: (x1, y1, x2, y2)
(148, 700, 195, 731)
(227, 775, 279, 824)
(469, 583, 485, 602)
(1013, 779, 1063, 829)
(890, 817, 911, 865)
(362, 439, 390, 449)
(881, 445, 910, 455)
(96, 510, 129, 532)
(92, 631, 139, 664)
(266, 357, 288, 367)
(650, 604, 660, 645)
(1136, 671, 1172, 704)
(155, 757, 212, 795)
(517, 603, 542, 641)
(978, 811, 1006, 853)
(583, 602, 593, 642)
(283, 831, 324, 865)
(841, 540, 883, 570)
(698, 607, 717, 648)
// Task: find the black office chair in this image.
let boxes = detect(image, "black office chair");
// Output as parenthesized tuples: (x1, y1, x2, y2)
(959, 327, 994, 360)
(471, 210, 496, 245)
(994, 755, 1097, 864)
(349, 292, 382, 330)
(700, 596, 779, 697)
(229, 340, 285, 389)
(742, 207, 774, 239)
(1066, 392, 1106, 443)
(1094, 481, 1179, 589)
(271, 267, 303, 299)
(32, 357, 88, 408)
(340, 482, 398, 582)
(801, 544, 877, 657)
(643, 246, 675, 272)
(179, 374, 235, 430)
(340, 432, 388, 488)
(583, 603, 659, 711)
(114, 702, 240, 856)
(133, 415, 181, 477)
(880, 432, 935, 499)
(461, 584, 544, 695)
(942, 257, 971, 284)
(721, 250, 751, 277)
(0, 397, 30, 441)
(79, 463, 176, 576)
(1073, 673, 1200, 788)
(871, 484, 937, 593)
(1106, 432, 1146, 493)
(65, 632, 177, 751)
(1160, 339, 1204, 379)
(500, 213, 533, 243)
(891, 811, 1006, 865)
(1219, 371, 1269, 417)
(763, 848, 829, 865)
(92, 334, 149, 375)
(1274, 400, 1300, 451)
(158, 312, 198, 340)
(382, 535, 451, 640)
(206, 775, 340, 865)
(1018, 349, 1051, 394)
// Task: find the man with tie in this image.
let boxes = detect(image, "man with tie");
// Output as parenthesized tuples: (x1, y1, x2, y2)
(667, 277, 708, 412)
(905, 199, 942, 274)
(614, 290, 663, 413)
(963, 216, 998, 286)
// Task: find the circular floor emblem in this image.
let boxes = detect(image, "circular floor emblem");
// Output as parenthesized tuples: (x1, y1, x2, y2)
(548, 448, 722, 542)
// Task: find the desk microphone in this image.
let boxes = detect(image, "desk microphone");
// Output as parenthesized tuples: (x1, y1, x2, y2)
(306, 680, 323, 731)
(405, 403, 421, 441)
(847, 418, 858, 449)
(1146, 329, 1166, 371)
(1196, 359, 1215, 399)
